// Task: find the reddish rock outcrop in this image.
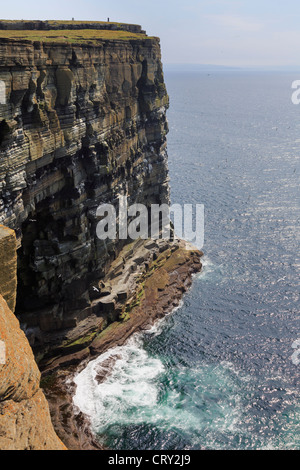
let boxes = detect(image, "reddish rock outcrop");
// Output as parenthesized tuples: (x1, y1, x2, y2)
(0, 226, 66, 450)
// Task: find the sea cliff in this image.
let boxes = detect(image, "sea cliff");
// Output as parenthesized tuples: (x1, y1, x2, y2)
(0, 20, 169, 360)
(0, 21, 202, 450)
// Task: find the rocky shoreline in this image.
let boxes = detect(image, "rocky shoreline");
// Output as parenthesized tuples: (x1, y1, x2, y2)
(40, 239, 203, 450)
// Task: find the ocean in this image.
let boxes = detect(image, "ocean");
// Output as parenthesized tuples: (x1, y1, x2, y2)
(73, 71, 300, 450)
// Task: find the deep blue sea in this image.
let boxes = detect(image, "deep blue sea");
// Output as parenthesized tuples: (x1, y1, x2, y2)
(74, 71, 300, 450)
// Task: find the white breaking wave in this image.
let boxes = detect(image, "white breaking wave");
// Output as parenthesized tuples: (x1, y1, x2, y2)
(73, 330, 245, 446)
(73, 335, 165, 432)
(72, 260, 249, 448)
(195, 256, 224, 282)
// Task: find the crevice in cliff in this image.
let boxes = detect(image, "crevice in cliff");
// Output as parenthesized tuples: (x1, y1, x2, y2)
(0, 120, 10, 146)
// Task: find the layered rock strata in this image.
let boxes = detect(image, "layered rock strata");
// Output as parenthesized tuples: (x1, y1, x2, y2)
(0, 24, 169, 361)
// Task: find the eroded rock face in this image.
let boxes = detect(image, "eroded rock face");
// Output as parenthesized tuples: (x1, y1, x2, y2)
(0, 31, 169, 359)
(0, 226, 66, 449)
(0, 294, 66, 450)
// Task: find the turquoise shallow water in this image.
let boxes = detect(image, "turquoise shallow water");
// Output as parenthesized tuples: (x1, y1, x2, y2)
(73, 71, 300, 450)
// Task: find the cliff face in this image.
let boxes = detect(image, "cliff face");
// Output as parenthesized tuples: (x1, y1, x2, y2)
(0, 226, 65, 450)
(0, 28, 169, 360)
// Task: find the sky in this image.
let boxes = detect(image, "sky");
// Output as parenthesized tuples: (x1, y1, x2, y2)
(2, 0, 300, 68)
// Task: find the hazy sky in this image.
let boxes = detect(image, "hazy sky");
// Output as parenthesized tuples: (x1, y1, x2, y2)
(2, 0, 300, 67)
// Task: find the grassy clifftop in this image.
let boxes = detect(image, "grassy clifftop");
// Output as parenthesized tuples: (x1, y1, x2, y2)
(0, 19, 149, 43)
(0, 29, 149, 43)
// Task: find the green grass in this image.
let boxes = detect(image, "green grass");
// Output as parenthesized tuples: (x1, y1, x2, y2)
(40, 373, 56, 390)
(0, 29, 149, 44)
(62, 330, 98, 350)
